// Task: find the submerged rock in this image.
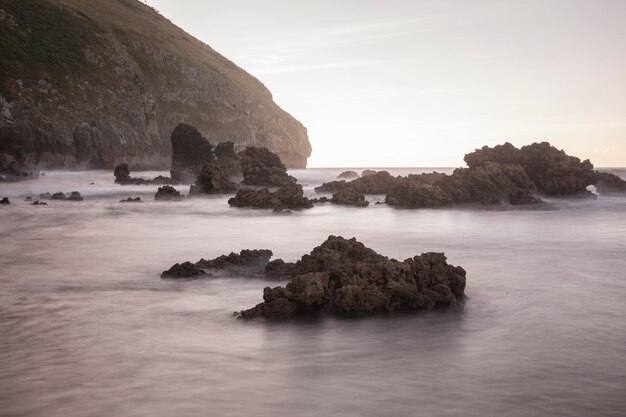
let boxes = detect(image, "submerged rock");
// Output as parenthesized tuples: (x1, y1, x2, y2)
(162, 249, 274, 279)
(0, 197, 10, 205)
(338, 170, 359, 179)
(66, 191, 84, 201)
(239, 147, 296, 187)
(154, 185, 183, 201)
(594, 171, 626, 194)
(237, 236, 467, 320)
(114, 163, 176, 185)
(189, 164, 237, 195)
(32, 200, 47, 205)
(120, 197, 142, 203)
(228, 184, 313, 210)
(331, 188, 369, 207)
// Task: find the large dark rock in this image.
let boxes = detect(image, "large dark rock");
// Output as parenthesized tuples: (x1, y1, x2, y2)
(170, 124, 214, 183)
(464, 142, 596, 196)
(239, 147, 296, 187)
(238, 236, 467, 320)
(316, 170, 398, 194)
(594, 171, 626, 194)
(189, 164, 238, 195)
(162, 249, 273, 279)
(228, 184, 313, 210)
(0, 197, 10, 205)
(154, 185, 183, 201)
(331, 188, 369, 207)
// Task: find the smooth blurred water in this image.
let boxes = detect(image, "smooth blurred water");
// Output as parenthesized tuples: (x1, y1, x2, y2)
(1, 168, 625, 417)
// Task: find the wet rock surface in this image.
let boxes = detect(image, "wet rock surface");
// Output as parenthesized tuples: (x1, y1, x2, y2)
(228, 184, 313, 210)
(162, 250, 274, 279)
(154, 185, 183, 201)
(239, 147, 296, 187)
(189, 164, 238, 195)
(331, 188, 369, 207)
(237, 236, 467, 320)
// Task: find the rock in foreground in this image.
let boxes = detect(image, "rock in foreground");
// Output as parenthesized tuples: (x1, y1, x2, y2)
(238, 236, 467, 320)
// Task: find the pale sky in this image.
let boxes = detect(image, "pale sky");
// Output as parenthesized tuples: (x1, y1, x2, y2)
(147, 0, 626, 167)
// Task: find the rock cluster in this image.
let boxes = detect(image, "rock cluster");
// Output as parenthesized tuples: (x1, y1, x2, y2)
(316, 171, 398, 194)
(337, 170, 359, 179)
(162, 249, 274, 278)
(36, 191, 83, 201)
(228, 184, 313, 210)
(188, 164, 237, 195)
(120, 197, 142, 203)
(239, 147, 296, 187)
(464, 142, 597, 195)
(238, 236, 467, 320)
(154, 185, 183, 201)
(114, 163, 175, 185)
(331, 188, 369, 207)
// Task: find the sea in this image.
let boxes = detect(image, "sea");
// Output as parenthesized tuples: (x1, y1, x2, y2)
(1, 167, 625, 417)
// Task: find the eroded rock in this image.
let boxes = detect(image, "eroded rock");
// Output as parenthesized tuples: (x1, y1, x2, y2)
(594, 171, 626, 194)
(331, 188, 369, 207)
(239, 147, 296, 187)
(189, 164, 237, 195)
(338, 170, 359, 179)
(154, 185, 183, 201)
(170, 123, 214, 183)
(228, 184, 313, 210)
(162, 249, 274, 279)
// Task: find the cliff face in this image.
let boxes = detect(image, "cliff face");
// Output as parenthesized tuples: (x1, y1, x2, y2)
(0, 0, 311, 170)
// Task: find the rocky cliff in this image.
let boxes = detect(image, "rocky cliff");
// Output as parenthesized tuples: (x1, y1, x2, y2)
(0, 0, 311, 171)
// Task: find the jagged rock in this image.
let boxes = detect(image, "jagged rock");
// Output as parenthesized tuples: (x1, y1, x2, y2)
(311, 196, 330, 203)
(154, 185, 183, 201)
(338, 170, 359, 179)
(386, 162, 539, 208)
(237, 236, 466, 320)
(162, 249, 274, 279)
(239, 147, 296, 187)
(464, 142, 596, 196)
(228, 184, 313, 210)
(361, 169, 377, 177)
(32, 200, 47, 205)
(594, 171, 626, 194)
(0, 197, 10, 205)
(38, 192, 52, 200)
(189, 164, 237, 195)
(316, 171, 398, 194)
(331, 188, 369, 207)
(52, 192, 66, 200)
(161, 262, 207, 279)
(114, 163, 177, 185)
(66, 191, 83, 201)
(170, 124, 214, 183)
(120, 197, 142, 203)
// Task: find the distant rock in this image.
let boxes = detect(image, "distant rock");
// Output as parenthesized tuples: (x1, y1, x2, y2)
(38, 192, 52, 200)
(120, 197, 142, 203)
(114, 163, 176, 185)
(237, 236, 467, 320)
(316, 171, 397, 194)
(594, 171, 626, 194)
(239, 147, 296, 187)
(337, 170, 359, 179)
(0, 157, 39, 181)
(228, 184, 313, 210)
(170, 124, 214, 183)
(361, 169, 377, 177)
(154, 185, 183, 201)
(464, 142, 596, 196)
(32, 200, 47, 205)
(66, 191, 84, 201)
(0, 197, 10, 205)
(52, 192, 66, 200)
(331, 188, 369, 207)
(162, 249, 274, 279)
(189, 164, 237, 195)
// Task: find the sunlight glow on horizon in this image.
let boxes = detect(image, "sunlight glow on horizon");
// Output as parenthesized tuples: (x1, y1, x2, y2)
(147, 0, 626, 167)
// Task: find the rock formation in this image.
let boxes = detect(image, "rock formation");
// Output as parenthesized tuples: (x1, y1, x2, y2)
(120, 197, 142, 203)
(337, 170, 358, 179)
(594, 171, 626, 194)
(154, 185, 183, 201)
(464, 142, 596, 196)
(170, 124, 215, 183)
(361, 169, 377, 177)
(238, 236, 467, 320)
(188, 164, 237, 195)
(161, 249, 274, 279)
(0, 197, 10, 205)
(228, 184, 313, 210)
(239, 147, 296, 187)
(0, 0, 311, 171)
(330, 188, 369, 207)
(316, 171, 398, 194)
(114, 163, 175, 185)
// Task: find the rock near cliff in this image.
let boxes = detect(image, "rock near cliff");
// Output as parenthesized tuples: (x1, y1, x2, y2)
(0, 0, 311, 173)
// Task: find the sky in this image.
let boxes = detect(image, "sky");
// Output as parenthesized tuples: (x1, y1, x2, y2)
(146, 0, 626, 167)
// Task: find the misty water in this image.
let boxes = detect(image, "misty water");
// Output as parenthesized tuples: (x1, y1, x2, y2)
(1, 168, 625, 417)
